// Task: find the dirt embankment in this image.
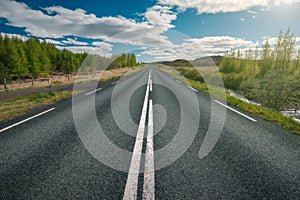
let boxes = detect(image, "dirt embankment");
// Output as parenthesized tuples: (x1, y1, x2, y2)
(0, 67, 134, 100)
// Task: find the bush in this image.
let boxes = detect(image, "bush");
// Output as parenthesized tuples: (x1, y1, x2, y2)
(221, 73, 244, 90)
(177, 68, 204, 83)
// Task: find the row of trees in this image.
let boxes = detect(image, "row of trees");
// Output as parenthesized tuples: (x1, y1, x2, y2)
(0, 35, 140, 83)
(80, 52, 140, 73)
(109, 53, 138, 69)
(219, 28, 300, 110)
(0, 35, 88, 82)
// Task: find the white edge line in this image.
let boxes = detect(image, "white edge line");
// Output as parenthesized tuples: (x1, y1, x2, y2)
(0, 108, 55, 133)
(112, 81, 118, 85)
(214, 100, 257, 122)
(143, 99, 155, 200)
(85, 88, 102, 96)
(187, 85, 198, 93)
(176, 80, 181, 83)
(123, 71, 151, 200)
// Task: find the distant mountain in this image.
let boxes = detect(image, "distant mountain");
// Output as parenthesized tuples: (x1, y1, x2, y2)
(159, 59, 193, 67)
(158, 56, 223, 67)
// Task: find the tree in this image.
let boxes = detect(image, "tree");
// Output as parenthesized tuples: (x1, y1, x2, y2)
(131, 53, 137, 66)
(121, 53, 127, 67)
(25, 38, 42, 77)
(258, 69, 299, 110)
(294, 48, 300, 71)
(259, 38, 271, 77)
(273, 28, 295, 69)
(254, 46, 259, 66)
(12, 38, 29, 77)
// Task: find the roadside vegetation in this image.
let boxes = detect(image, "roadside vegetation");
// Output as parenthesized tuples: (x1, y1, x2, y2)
(174, 28, 300, 135)
(0, 91, 74, 123)
(219, 28, 300, 111)
(0, 34, 141, 87)
(0, 35, 143, 122)
(188, 79, 300, 135)
(0, 35, 87, 81)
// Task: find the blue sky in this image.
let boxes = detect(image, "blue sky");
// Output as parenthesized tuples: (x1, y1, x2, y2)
(0, 0, 299, 62)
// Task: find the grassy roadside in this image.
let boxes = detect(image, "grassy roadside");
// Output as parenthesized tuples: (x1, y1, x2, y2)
(188, 79, 300, 135)
(0, 76, 123, 123)
(0, 91, 74, 123)
(0, 67, 146, 124)
(0, 75, 121, 123)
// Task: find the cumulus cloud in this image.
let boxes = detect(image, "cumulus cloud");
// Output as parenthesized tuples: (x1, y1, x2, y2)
(144, 5, 177, 31)
(62, 38, 88, 46)
(58, 44, 112, 57)
(0, 32, 28, 41)
(140, 36, 258, 60)
(91, 41, 113, 52)
(0, 1, 174, 47)
(45, 39, 62, 45)
(158, 0, 300, 14)
(262, 36, 300, 46)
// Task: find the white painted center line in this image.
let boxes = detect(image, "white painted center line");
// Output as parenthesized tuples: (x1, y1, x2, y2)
(214, 100, 257, 122)
(149, 76, 152, 92)
(187, 85, 198, 93)
(123, 70, 151, 200)
(143, 99, 155, 200)
(0, 108, 55, 133)
(85, 88, 102, 96)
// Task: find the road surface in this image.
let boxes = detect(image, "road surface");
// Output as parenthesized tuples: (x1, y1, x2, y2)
(0, 65, 299, 199)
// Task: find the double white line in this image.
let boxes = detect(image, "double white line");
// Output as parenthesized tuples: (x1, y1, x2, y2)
(123, 70, 155, 200)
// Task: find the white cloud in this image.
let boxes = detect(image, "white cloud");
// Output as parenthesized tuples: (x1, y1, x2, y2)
(45, 39, 62, 45)
(248, 10, 258, 14)
(0, 1, 174, 47)
(91, 41, 113, 52)
(158, 0, 300, 14)
(144, 5, 177, 31)
(185, 36, 257, 49)
(240, 17, 246, 21)
(262, 36, 300, 46)
(0, 32, 28, 41)
(140, 36, 258, 60)
(58, 45, 112, 57)
(62, 38, 88, 46)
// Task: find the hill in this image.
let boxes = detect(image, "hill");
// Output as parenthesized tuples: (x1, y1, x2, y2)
(158, 56, 223, 68)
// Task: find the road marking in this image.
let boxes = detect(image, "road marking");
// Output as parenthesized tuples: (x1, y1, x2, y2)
(112, 81, 118, 85)
(0, 108, 55, 133)
(176, 80, 181, 83)
(123, 71, 151, 200)
(149, 76, 152, 92)
(187, 85, 198, 93)
(214, 100, 257, 122)
(85, 88, 102, 96)
(143, 99, 155, 200)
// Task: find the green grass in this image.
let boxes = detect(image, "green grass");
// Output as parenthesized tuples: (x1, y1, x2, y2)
(187, 79, 300, 135)
(100, 75, 121, 82)
(0, 90, 73, 123)
(49, 80, 64, 86)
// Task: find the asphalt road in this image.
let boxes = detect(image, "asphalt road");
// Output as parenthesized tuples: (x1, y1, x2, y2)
(0, 65, 299, 199)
